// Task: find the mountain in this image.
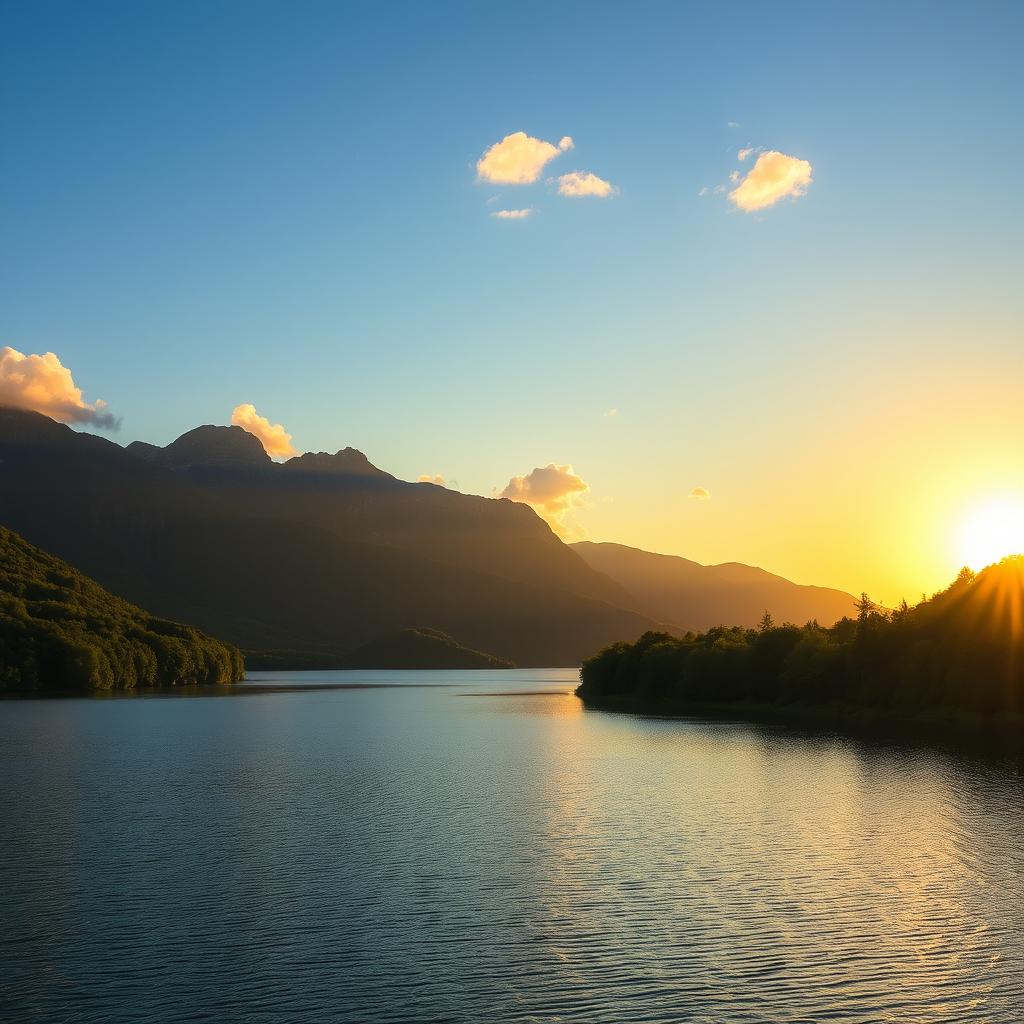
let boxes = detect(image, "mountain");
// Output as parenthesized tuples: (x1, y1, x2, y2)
(571, 541, 856, 630)
(0, 524, 243, 691)
(0, 407, 659, 667)
(341, 628, 514, 669)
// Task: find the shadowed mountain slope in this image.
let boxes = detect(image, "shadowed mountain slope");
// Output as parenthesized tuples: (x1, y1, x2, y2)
(0, 408, 657, 667)
(0, 524, 243, 691)
(572, 541, 856, 629)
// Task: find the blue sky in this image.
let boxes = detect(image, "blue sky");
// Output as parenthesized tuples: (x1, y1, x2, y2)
(2, 1, 1022, 601)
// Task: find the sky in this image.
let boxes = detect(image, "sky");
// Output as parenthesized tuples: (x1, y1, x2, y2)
(1, 0, 1022, 605)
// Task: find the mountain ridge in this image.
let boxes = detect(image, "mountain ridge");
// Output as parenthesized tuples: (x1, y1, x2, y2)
(0, 407, 659, 666)
(572, 540, 856, 630)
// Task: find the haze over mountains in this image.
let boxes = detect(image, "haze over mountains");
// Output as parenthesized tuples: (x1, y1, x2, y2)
(573, 542, 855, 631)
(0, 407, 856, 666)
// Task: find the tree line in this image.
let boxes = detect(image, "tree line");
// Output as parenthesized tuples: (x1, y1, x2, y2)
(577, 558, 1024, 720)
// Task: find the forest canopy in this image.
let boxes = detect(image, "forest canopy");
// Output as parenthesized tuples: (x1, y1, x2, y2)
(0, 525, 244, 691)
(577, 558, 1024, 721)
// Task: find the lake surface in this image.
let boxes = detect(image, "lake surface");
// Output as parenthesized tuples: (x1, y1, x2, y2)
(2, 668, 1023, 1023)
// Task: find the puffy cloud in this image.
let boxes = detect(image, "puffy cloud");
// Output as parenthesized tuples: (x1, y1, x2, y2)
(230, 403, 298, 459)
(0, 346, 118, 428)
(689, 487, 711, 500)
(477, 132, 573, 185)
(556, 171, 616, 198)
(491, 208, 533, 219)
(729, 150, 812, 212)
(418, 474, 446, 486)
(498, 463, 589, 538)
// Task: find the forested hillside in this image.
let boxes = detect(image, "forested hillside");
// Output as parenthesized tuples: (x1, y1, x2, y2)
(578, 558, 1024, 723)
(0, 526, 244, 691)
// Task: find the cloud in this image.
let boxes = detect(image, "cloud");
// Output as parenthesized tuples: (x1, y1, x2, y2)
(556, 171, 616, 198)
(689, 487, 711, 500)
(491, 208, 533, 219)
(727, 121, 741, 129)
(0, 346, 118, 428)
(729, 170, 740, 183)
(230, 403, 298, 459)
(498, 463, 589, 538)
(417, 474, 446, 486)
(477, 132, 573, 185)
(729, 150, 813, 212)
(738, 147, 754, 162)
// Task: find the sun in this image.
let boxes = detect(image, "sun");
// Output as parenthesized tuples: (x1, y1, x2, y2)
(958, 498, 1024, 571)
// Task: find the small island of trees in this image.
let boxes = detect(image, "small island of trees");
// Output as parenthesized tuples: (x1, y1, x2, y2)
(577, 557, 1024, 728)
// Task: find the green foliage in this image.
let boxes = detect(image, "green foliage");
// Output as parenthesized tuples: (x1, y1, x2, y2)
(0, 526, 244, 691)
(578, 557, 1024, 720)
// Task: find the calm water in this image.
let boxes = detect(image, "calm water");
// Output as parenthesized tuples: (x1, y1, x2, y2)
(2, 669, 1023, 1023)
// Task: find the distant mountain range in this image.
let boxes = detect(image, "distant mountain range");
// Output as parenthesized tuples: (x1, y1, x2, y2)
(572, 542, 855, 631)
(0, 407, 857, 666)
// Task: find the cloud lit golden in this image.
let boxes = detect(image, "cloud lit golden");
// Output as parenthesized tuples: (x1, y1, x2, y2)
(0, 346, 117, 428)
(230, 403, 298, 459)
(417, 474, 446, 486)
(729, 150, 812, 212)
(499, 463, 589, 538)
(557, 171, 616, 198)
(477, 132, 573, 185)
(689, 487, 711, 500)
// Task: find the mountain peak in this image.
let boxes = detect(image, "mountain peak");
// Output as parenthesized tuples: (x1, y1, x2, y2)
(156, 424, 271, 470)
(282, 448, 390, 478)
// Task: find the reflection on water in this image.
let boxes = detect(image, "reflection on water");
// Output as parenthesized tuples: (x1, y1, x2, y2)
(2, 669, 1022, 1023)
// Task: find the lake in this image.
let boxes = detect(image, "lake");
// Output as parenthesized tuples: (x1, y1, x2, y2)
(2, 668, 1023, 1023)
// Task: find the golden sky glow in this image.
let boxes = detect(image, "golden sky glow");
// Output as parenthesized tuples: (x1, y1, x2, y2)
(958, 498, 1024, 571)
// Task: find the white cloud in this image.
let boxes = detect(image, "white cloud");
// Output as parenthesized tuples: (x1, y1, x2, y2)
(729, 150, 813, 212)
(689, 487, 711, 500)
(738, 147, 754, 162)
(729, 170, 740, 183)
(230, 403, 298, 459)
(556, 171, 617, 198)
(491, 208, 533, 219)
(0, 346, 118, 428)
(498, 463, 589, 538)
(477, 132, 573, 185)
(727, 121, 741, 129)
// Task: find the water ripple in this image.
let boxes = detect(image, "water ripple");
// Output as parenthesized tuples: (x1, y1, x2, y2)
(1, 669, 1022, 1023)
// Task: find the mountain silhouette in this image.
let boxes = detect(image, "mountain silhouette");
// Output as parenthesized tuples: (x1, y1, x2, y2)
(0, 408, 657, 666)
(571, 541, 856, 629)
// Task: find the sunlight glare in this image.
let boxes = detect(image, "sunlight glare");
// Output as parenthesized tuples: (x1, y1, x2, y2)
(958, 498, 1024, 571)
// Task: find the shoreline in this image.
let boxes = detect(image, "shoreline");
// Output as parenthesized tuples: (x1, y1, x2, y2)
(576, 691, 1024, 753)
